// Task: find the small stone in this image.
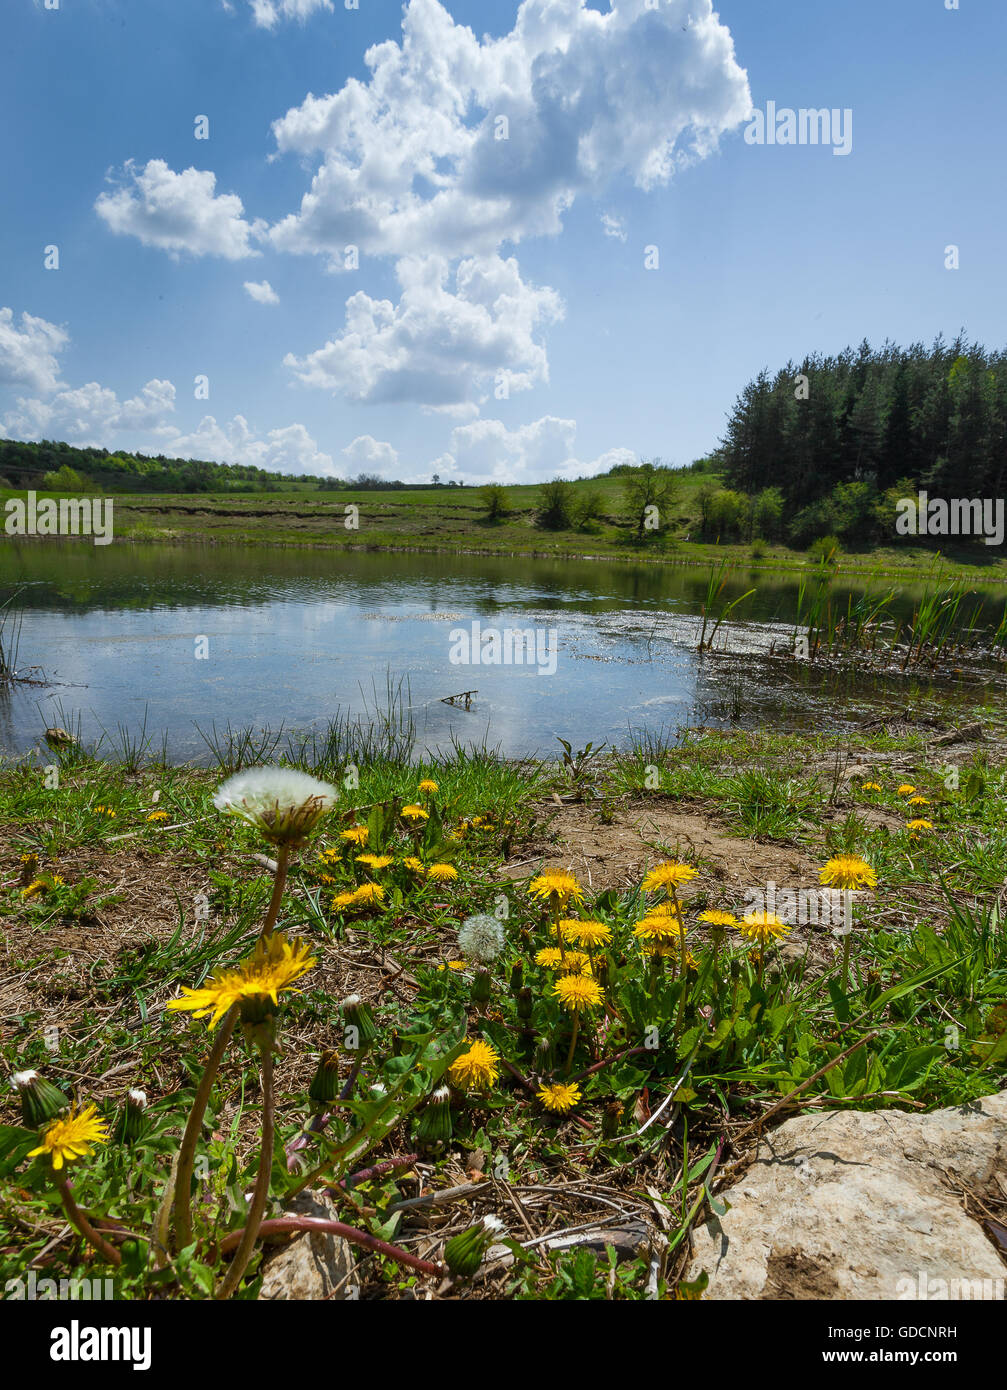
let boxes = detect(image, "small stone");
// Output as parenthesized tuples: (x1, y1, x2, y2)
(258, 1193, 355, 1301)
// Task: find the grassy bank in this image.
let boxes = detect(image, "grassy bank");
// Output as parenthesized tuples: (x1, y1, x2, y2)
(8, 476, 1004, 582)
(2, 715, 1005, 1299)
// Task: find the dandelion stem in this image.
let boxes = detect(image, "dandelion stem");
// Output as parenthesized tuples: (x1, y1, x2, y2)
(646, 952, 663, 993)
(840, 889, 853, 990)
(173, 1007, 237, 1252)
(56, 1176, 122, 1267)
(217, 1044, 275, 1299)
(338, 1053, 365, 1102)
(261, 845, 291, 939)
(673, 970, 690, 1050)
(841, 931, 852, 992)
(564, 1013, 580, 1074)
(218, 1216, 444, 1277)
(552, 895, 566, 965)
(335, 1154, 419, 1191)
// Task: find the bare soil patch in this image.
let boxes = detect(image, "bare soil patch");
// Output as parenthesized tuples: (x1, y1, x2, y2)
(501, 796, 822, 897)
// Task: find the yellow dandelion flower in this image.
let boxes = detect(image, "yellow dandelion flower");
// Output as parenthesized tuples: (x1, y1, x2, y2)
(356, 853, 394, 869)
(553, 973, 604, 1012)
(558, 951, 591, 975)
(537, 1081, 582, 1113)
(402, 857, 426, 874)
(417, 779, 439, 794)
(146, 810, 169, 823)
(818, 855, 877, 891)
(353, 883, 386, 906)
(561, 919, 612, 947)
(426, 863, 458, 883)
(738, 910, 791, 946)
(50, 875, 64, 888)
(18, 852, 40, 886)
(401, 804, 429, 822)
(535, 947, 590, 973)
(448, 1039, 500, 1089)
(861, 781, 882, 792)
(340, 826, 369, 846)
(27, 1103, 108, 1172)
(437, 960, 468, 972)
(22, 879, 46, 900)
(641, 862, 697, 893)
(528, 869, 583, 904)
(166, 933, 316, 1030)
(535, 946, 565, 968)
(633, 916, 685, 943)
(897, 784, 917, 797)
(907, 818, 934, 834)
(696, 909, 738, 926)
(332, 890, 358, 909)
(906, 796, 931, 807)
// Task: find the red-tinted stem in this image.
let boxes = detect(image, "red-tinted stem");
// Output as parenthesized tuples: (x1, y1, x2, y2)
(218, 1216, 444, 1276)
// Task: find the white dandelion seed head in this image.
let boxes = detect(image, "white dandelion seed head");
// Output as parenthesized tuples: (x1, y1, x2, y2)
(213, 767, 337, 815)
(10, 1070, 39, 1090)
(213, 767, 337, 845)
(457, 914, 505, 965)
(481, 1215, 505, 1235)
(128, 1088, 148, 1108)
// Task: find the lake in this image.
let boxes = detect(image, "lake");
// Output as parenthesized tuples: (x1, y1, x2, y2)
(0, 543, 1001, 761)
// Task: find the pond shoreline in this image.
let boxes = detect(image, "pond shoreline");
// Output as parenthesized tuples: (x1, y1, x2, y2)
(98, 529, 1007, 585)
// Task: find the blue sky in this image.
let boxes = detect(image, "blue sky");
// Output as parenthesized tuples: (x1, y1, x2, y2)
(1, 0, 1003, 483)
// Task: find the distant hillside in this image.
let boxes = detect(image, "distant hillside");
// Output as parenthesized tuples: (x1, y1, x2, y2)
(0, 437, 463, 493)
(0, 437, 334, 493)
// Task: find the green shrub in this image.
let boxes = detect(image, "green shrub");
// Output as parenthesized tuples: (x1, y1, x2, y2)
(807, 534, 843, 564)
(480, 484, 509, 522)
(537, 478, 575, 530)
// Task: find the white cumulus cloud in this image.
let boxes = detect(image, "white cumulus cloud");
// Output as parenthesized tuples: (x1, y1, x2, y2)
(268, 0, 751, 263)
(0, 308, 68, 396)
(244, 279, 280, 304)
(4, 378, 176, 447)
(284, 252, 562, 405)
(440, 416, 638, 485)
(95, 159, 265, 260)
(165, 415, 335, 474)
(342, 433, 400, 478)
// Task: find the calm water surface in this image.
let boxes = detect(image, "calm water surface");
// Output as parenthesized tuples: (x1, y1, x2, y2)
(0, 544, 1000, 760)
